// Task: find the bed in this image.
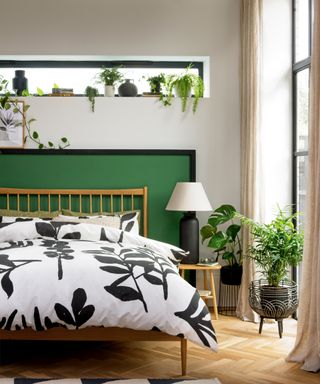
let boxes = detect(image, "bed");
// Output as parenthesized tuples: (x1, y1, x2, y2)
(0, 187, 217, 375)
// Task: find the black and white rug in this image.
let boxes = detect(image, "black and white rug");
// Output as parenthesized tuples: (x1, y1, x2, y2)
(0, 380, 221, 384)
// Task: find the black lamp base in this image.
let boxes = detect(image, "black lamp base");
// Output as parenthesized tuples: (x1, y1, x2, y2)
(180, 211, 199, 264)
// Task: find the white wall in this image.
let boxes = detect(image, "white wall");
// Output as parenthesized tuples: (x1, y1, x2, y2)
(0, 0, 241, 236)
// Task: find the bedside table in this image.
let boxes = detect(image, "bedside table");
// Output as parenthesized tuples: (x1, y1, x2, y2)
(179, 263, 221, 320)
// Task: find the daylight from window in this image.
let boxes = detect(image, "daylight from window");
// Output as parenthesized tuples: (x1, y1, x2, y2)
(295, 0, 310, 62)
(293, 0, 311, 287)
(0, 67, 199, 95)
(294, 0, 311, 229)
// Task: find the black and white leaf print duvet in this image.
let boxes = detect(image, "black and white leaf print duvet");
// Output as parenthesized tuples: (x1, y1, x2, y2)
(0, 221, 217, 351)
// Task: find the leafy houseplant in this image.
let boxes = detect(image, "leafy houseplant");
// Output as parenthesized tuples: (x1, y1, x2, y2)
(160, 65, 204, 113)
(0, 75, 69, 149)
(241, 207, 304, 287)
(146, 73, 166, 94)
(201, 205, 242, 285)
(241, 207, 304, 335)
(97, 66, 124, 97)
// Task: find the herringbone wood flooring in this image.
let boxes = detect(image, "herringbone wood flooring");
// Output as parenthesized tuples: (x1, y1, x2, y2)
(0, 315, 319, 383)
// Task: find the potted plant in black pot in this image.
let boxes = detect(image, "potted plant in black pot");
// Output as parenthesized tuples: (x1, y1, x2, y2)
(240, 207, 304, 337)
(145, 73, 166, 95)
(200, 204, 242, 285)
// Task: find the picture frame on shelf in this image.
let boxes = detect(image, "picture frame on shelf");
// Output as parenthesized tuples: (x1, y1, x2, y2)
(0, 101, 25, 148)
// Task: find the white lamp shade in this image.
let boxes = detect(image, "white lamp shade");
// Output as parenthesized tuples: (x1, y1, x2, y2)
(166, 182, 212, 212)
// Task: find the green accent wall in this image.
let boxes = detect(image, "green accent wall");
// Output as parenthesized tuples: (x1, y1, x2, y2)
(0, 150, 194, 246)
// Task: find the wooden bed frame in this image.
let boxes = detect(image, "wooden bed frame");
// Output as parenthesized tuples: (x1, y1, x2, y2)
(0, 187, 187, 375)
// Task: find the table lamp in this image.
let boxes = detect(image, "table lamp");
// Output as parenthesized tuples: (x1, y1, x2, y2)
(166, 182, 212, 264)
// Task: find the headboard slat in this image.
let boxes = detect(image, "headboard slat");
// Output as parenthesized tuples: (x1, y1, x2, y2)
(0, 187, 148, 237)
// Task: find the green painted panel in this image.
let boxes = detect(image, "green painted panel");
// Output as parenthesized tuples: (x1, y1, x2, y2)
(0, 152, 192, 245)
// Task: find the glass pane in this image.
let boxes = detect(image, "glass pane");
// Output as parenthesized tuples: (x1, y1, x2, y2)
(296, 155, 308, 291)
(296, 68, 309, 151)
(0, 66, 199, 96)
(296, 155, 308, 227)
(295, 0, 310, 62)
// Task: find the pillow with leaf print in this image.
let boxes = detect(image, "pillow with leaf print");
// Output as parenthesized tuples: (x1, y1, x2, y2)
(56, 210, 140, 235)
(0, 209, 60, 222)
(0, 220, 56, 242)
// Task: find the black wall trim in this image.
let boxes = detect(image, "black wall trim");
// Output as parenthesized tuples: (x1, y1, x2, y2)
(0, 149, 196, 183)
(0, 60, 204, 81)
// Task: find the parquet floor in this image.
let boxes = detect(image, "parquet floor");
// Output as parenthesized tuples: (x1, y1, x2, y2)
(0, 315, 319, 383)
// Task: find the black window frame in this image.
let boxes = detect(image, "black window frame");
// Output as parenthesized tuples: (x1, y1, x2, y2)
(0, 59, 204, 96)
(292, 0, 312, 286)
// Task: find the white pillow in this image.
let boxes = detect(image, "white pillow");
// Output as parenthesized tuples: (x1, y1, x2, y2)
(53, 211, 140, 235)
(53, 214, 121, 228)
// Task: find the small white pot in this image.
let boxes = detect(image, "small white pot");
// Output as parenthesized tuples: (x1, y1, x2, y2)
(104, 85, 115, 97)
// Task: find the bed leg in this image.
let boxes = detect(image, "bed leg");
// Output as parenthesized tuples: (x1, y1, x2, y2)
(180, 338, 187, 376)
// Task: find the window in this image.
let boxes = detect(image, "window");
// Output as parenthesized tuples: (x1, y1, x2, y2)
(0, 58, 205, 96)
(292, 0, 312, 285)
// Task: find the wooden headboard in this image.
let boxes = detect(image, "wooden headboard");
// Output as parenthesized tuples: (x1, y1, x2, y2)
(0, 187, 148, 237)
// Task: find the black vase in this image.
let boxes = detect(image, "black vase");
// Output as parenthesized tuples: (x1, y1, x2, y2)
(12, 70, 28, 96)
(118, 79, 138, 97)
(180, 212, 199, 264)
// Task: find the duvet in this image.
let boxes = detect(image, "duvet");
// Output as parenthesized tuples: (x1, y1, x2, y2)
(0, 220, 217, 351)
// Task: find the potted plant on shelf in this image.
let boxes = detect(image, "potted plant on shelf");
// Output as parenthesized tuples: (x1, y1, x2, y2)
(160, 64, 204, 113)
(97, 66, 124, 97)
(201, 204, 242, 285)
(240, 207, 304, 337)
(145, 73, 166, 95)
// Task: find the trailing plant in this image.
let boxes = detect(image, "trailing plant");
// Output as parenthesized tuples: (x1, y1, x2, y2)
(200, 204, 242, 268)
(146, 73, 166, 94)
(0, 75, 69, 149)
(85, 86, 99, 112)
(96, 66, 124, 86)
(160, 64, 204, 113)
(240, 207, 304, 287)
(159, 75, 175, 106)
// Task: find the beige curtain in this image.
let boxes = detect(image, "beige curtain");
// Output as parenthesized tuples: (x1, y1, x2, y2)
(287, 1, 320, 372)
(236, 0, 262, 322)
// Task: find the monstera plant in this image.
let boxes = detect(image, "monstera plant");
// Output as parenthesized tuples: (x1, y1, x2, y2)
(201, 204, 243, 285)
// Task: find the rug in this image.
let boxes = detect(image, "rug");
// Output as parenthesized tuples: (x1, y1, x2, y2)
(0, 380, 221, 384)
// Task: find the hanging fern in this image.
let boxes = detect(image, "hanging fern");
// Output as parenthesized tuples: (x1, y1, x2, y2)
(160, 64, 204, 113)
